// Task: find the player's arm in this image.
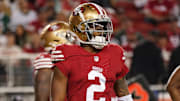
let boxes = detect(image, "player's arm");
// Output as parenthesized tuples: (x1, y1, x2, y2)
(166, 66, 180, 101)
(33, 55, 55, 101)
(34, 68, 53, 101)
(114, 77, 129, 96)
(51, 67, 68, 101)
(114, 77, 133, 101)
(113, 46, 133, 100)
(167, 86, 180, 101)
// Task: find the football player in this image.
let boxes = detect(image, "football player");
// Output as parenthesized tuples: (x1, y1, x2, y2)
(166, 65, 180, 101)
(33, 21, 72, 101)
(51, 3, 133, 101)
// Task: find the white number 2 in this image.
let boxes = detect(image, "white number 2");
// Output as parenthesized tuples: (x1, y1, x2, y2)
(86, 70, 106, 101)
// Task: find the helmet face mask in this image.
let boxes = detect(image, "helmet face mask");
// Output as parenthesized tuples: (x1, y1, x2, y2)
(69, 3, 113, 49)
(79, 18, 113, 46)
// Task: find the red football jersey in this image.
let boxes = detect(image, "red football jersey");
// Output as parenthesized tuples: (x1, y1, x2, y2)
(34, 52, 54, 70)
(55, 44, 129, 101)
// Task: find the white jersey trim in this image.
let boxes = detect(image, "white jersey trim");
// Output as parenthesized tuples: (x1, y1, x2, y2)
(53, 59, 65, 62)
(51, 54, 64, 58)
(51, 50, 62, 54)
(34, 58, 51, 63)
(35, 65, 54, 70)
(34, 62, 53, 67)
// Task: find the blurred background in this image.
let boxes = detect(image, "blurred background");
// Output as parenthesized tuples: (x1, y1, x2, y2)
(0, 0, 180, 101)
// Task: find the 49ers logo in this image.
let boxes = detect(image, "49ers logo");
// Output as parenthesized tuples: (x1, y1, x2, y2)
(73, 7, 85, 16)
(48, 24, 61, 31)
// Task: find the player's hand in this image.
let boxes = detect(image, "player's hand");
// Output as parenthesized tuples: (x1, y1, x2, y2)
(51, 49, 65, 62)
(34, 55, 54, 70)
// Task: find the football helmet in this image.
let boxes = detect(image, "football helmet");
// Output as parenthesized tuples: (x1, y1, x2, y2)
(40, 21, 72, 51)
(69, 3, 113, 49)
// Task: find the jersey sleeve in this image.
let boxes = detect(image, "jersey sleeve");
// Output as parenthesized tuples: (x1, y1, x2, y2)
(55, 62, 70, 77)
(53, 45, 71, 77)
(114, 45, 129, 79)
(33, 53, 54, 70)
(51, 45, 66, 62)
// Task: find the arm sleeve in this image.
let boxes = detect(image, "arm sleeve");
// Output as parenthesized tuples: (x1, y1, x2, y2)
(55, 62, 70, 78)
(33, 53, 54, 70)
(53, 45, 70, 77)
(116, 64, 129, 79)
(115, 45, 129, 79)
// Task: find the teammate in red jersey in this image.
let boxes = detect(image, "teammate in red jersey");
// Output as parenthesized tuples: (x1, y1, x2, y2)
(33, 21, 72, 101)
(166, 65, 180, 101)
(51, 3, 133, 101)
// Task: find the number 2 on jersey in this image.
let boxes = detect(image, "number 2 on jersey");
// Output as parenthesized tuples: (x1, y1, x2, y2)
(86, 70, 106, 101)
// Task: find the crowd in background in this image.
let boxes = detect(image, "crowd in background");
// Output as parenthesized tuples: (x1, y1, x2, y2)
(0, 0, 180, 85)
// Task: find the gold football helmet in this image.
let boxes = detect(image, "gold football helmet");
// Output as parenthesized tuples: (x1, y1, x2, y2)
(69, 3, 113, 49)
(40, 21, 72, 51)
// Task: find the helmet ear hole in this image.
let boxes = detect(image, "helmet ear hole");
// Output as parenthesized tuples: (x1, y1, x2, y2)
(65, 32, 74, 42)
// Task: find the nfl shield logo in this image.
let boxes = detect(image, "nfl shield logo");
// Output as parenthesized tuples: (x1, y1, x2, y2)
(94, 56, 99, 62)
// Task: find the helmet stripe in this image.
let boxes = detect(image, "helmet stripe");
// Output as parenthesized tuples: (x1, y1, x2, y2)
(102, 8, 106, 15)
(73, 3, 87, 21)
(95, 4, 105, 15)
(89, 3, 101, 14)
